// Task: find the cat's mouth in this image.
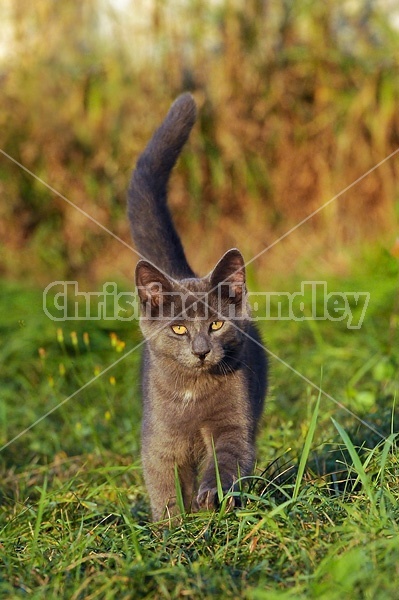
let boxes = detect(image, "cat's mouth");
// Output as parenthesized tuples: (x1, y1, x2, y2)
(191, 355, 216, 371)
(195, 358, 209, 369)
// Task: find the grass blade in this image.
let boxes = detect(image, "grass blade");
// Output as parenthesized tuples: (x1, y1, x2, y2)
(33, 476, 48, 546)
(174, 463, 185, 517)
(211, 436, 224, 505)
(292, 390, 321, 501)
(332, 418, 375, 504)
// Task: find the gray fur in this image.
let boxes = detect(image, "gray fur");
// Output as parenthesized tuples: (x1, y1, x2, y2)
(128, 94, 267, 521)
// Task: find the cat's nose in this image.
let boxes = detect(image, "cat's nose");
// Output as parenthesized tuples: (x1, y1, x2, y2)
(194, 349, 210, 361)
(192, 334, 211, 360)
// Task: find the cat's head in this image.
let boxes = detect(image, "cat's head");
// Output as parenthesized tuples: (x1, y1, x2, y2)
(135, 249, 250, 371)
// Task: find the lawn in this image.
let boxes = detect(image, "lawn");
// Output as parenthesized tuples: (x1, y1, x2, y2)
(0, 248, 398, 599)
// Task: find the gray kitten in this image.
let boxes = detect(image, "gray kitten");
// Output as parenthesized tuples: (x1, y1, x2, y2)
(128, 94, 267, 521)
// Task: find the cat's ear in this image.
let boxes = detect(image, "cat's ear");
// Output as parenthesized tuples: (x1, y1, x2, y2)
(135, 261, 173, 308)
(210, 248, 246, 302)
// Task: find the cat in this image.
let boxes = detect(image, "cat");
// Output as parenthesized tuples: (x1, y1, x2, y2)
(128, 93, 267, 522)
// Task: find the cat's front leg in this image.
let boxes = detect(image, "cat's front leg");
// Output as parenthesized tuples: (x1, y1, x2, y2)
(142, 443, 197, 522)
(197, 428, 254, 511)
(142, 452, 180, 522)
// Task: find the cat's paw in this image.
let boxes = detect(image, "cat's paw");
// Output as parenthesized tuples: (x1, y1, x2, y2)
(197, 486, 218, 510)
(196, 486, 235, 511)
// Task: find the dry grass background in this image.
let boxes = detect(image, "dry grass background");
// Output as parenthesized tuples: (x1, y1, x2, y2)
(1, 0, 399, 285)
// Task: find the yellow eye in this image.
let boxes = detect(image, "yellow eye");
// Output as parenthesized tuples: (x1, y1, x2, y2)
(210, 321, 224, 331)
(171, 324, 188, 335)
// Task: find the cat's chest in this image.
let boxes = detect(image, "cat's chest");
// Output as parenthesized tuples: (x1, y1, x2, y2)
(181, 388, 195, 406)
(148, 367, 245, 423)
(153, 376, 221, 417)
(172, 385, 209, 414)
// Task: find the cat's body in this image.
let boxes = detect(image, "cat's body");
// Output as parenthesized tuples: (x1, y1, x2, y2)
(128, 94, 267, 521)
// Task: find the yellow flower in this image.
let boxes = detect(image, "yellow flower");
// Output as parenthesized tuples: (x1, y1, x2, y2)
(116, 340, 126, 353)
(110, 332, 117, 348)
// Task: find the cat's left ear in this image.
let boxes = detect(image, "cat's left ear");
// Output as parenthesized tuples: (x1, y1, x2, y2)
(210, 248, 246, 302)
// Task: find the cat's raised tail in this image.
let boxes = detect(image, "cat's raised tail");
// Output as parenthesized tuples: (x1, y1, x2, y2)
(128, 93, 197, 279)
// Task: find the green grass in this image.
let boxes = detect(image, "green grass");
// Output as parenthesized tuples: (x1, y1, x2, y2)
(0, 249, 399, 599)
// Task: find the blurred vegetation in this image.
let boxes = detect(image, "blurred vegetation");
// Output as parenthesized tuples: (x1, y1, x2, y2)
(1, 4, 399, 595)
(1, 0, 399, 283)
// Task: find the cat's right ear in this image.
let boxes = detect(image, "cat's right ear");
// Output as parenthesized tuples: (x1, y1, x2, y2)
(135, 261, 173, 309)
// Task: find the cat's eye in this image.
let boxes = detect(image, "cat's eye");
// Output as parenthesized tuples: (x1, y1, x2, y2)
(171, 324, 188, 335)
(210, 320, 224, 331)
